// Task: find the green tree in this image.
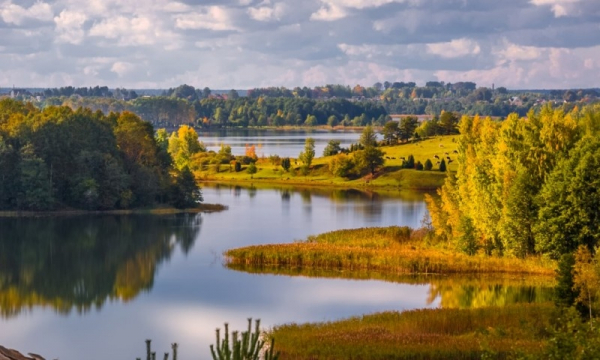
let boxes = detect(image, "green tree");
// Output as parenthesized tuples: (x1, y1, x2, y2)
(170, 166, 202, 208)
(382, 121, 399, 145)
(424, 159, 433, 171)
(355, 146, 384, 175)
(246, 162, 257, 177)
(323, 140, 341, 157)
(327, 115, 338, 127)
(281, 157, 291, 172)
(399, 116, 418, 142)
(329, 153, 354, 178)
(439, 111, 459, 135)
(439, 159, 446, 172)
(534, 135, 600, 258)
(299, 138, 315, 168)
(359, 125, 378, 148)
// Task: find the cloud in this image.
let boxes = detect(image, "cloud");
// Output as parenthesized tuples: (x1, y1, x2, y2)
(0, 0, 599, 89)
(54, 10, 87, 44)
(427, 38, 481, 58)
(174, 6, 238, 30)
(248, 3, 286, 21)
(1, 1, 54, 25)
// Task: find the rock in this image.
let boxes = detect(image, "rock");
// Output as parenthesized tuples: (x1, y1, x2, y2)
(0, 346, 44, 360)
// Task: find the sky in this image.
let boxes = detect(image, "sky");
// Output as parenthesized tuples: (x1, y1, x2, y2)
(0, 0, 599, 89)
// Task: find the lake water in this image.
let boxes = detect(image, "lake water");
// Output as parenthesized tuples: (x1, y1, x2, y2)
(0, 185, 552, 360)
(197, 128, 368, 158)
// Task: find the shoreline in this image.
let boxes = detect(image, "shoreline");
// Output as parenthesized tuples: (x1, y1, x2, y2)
(0, 203, 227, 218)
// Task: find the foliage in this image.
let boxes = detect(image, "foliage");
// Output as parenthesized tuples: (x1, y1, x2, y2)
(424, 159, 433, 171)
(329, 153, 355, 178)
(210, 318, 279, 360)
(280, 158, 290, 172)
(426, 105, 600, 258)
(414, 161, 423, 171)
(354, 146, 385, 175)
(246, 163, 257, 176)
(298, 138, 315, 168)
(322, 140, 341, 157)
(439, 158, 446, 172)
(382, 121, 399, 145)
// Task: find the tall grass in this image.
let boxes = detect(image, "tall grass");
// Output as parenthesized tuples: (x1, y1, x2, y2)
(271, 303, 554, 359)
(225, 227, 556, 276)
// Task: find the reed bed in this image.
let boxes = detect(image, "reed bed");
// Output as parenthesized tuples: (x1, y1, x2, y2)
(270, 303, 554, 359)
(225, 227, 556, 276)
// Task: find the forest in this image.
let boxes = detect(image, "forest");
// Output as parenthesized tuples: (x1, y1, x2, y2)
(0, 99, 202, 211)
(5, 83, 598, 128)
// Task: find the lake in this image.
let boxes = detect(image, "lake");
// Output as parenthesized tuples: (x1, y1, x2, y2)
(0, 185, 552, 360)
(197, 128, 369, 158)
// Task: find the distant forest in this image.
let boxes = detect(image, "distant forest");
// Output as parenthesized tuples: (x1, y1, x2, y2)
(2, 82, 599, 128)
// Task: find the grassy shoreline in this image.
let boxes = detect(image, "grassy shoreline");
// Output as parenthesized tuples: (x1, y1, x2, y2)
(271, 303, 554, 359)
(225, 227, 556, 276)
(0, 202, 227, 217)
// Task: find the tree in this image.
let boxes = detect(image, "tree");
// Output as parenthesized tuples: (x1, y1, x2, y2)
(360, 125, 378, 148)
(299, 138, 315, 168)
(228, 89, 240, 100)
(323, 140, 341, 157)
(424, 159, 433, 171)
(399, 116, 418, 142)
(355, 146, 384, 175)
(327, 115, 338, 127)
(170, 166, 202, 208)
(246, 162, 257, 177)
(415, 161, 424, 171)
(439, 159, 446, 172)
(281, 157, 291, 172)
(439, 111, 459, 135)
(168, 125, 205, 170)
(535, 135, 600, 258)
(382, 121, 399, 145)
(403, 155, 415, 169)
(329, 153, 354, 177)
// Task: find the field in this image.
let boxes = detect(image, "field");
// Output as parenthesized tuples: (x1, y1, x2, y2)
(196, 135, 460, 190)
(225, 227, 556, 276)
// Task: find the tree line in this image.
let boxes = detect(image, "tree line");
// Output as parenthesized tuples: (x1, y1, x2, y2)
(0, 99, 202, 211)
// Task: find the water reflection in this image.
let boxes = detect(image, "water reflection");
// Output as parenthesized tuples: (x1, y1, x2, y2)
(226, 264, 555, 309)
(0, 214, 201, 318)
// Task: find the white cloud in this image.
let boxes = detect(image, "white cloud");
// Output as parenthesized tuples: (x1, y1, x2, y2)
(0, 1, 53, 25)
(54, 10, 87, 44)
(494, 40, 543, 61)
(248, 3, 286, 21)
(530, 0, 582, 17)
(174, 7, 237, 31)
(89, 16, 179, 47)
(426, 38, 481, 58)
(310, 3, 347, 21)
(111, 61, 135, 77)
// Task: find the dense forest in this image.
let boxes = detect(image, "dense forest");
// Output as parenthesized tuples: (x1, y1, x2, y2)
(4, 83, 598, 128)
(427, 104, 600, 260)
(0, 99, 201, 211)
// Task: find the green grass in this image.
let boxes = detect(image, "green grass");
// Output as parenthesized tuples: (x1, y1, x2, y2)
(270, 303, 554, 359)
(196, 135, 460, 190)
(225, 227, 556, 276)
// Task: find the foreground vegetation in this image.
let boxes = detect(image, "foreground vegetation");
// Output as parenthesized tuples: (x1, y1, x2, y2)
(226, 227, 555, 276)
(271, 303, 554, 359)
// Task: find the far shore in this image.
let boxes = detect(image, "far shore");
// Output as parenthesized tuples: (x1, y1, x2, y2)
(0, 203, 227, 218)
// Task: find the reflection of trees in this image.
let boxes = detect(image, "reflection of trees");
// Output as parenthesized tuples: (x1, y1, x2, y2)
(426, 277, 554, 309)
(0, 214, 201, 318)
(227, 264, 554, 309)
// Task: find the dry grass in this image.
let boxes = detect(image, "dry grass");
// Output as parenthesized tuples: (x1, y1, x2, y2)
(271, 303, 554, 359)
(225, 227, 556, 276)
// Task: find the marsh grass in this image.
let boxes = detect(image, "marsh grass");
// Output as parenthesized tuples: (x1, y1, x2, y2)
(270, 303, 554, 359)
(225, 227, 556, 276)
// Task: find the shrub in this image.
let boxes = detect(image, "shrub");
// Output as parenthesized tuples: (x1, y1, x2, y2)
(415, 161, 424, 171)
(424, 159, 433, 171)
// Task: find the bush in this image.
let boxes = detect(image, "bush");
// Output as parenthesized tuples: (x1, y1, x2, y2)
(403, 155, 415, 169)
(234, 161, 242, 172)
(246, 163, 257, 175)
(281, 157, 291, 172)
(424, 159, 433, 171)
(329, 153, 355, 178)
(439, 159, 447, 172)
(415, 161, 424, 171)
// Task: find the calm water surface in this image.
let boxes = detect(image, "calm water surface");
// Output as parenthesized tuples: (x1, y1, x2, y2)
(198, 128, 367, 157)
(0, 186, 551, 360)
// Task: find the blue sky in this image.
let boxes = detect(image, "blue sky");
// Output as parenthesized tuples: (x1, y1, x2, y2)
(0, 0, 599, 89)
